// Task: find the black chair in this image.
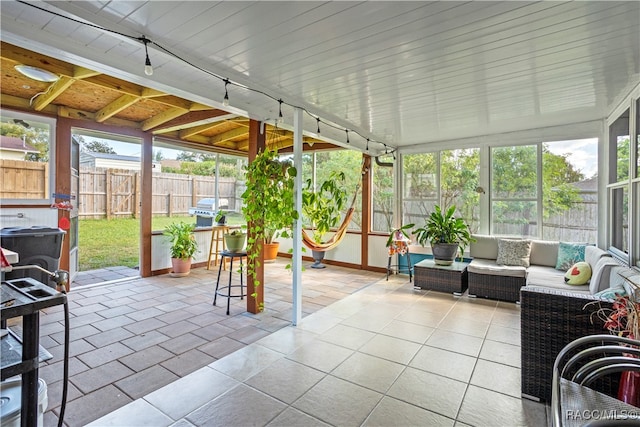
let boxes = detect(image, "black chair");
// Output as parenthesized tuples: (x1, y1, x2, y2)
(551, 334, 640, 427)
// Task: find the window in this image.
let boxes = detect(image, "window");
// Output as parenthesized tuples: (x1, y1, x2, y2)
(0, 111, 55, 203)
(441, 148, 480, 233)
(491, 145, 538, 237)
(304, 150, 362, 231)
(371, 157, 394, 232)
(542, 139, 598, 243)
(608, 110, 631, 258)
(402, 152, 437, 227)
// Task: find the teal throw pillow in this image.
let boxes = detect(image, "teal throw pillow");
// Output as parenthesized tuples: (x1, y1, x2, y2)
(594, 287, 627, 300)
(555, 242, 586, 270)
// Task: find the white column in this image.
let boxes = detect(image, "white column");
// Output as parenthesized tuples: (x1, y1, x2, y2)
(292, 108, 303, 325)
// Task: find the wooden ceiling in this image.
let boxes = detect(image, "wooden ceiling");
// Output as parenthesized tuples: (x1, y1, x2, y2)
(0, 42, 329, 156)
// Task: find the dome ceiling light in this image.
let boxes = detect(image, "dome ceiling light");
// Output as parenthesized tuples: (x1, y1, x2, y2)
(14, 64, 60, 82)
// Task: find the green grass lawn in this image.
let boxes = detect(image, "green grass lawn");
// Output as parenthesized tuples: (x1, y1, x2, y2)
(78, 214, 245, 271)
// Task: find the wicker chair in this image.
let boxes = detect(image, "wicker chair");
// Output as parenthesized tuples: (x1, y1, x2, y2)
(520, 286, 616, 403)
(551, 335, 640, 427)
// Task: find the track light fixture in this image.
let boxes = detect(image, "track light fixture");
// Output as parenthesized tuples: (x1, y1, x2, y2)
(316, 118, 321, 134)
(366, 138, 369, 151)
(222, 79, 230, 107)
(346, 130, 350, 144)
(277, 99, 283, 124)
(141, 36, 153, 76)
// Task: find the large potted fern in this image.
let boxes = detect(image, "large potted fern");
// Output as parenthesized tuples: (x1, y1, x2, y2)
(413, 205, 473, 265)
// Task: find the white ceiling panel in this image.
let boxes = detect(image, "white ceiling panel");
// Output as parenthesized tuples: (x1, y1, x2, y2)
(1, 0, 639, 153)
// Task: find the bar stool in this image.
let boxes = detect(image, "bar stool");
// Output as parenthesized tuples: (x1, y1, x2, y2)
(213, 249, 247, 315)
(207, 225, 229, 270)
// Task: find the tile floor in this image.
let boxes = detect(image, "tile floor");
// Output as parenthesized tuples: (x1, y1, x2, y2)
(9, 259, 549, 426)
(84, 267, 548, 426)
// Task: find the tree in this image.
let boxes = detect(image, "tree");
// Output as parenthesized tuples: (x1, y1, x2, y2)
(82, 140, 115, 154)
(1, 121, 50, 162)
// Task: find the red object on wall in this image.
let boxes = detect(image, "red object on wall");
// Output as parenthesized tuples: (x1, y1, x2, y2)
(618, 370, 640, 407)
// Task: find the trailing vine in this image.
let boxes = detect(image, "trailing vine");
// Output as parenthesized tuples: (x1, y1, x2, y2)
(241, 148, 298, 309)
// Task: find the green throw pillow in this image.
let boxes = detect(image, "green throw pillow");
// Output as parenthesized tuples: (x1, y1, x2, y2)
(556, 242, 586, 270)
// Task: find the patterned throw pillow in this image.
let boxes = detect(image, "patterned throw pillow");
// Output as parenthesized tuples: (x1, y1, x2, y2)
(563, 261, 592, 285)
(496, 239, 532, 267)
(555, 242, 586, 270)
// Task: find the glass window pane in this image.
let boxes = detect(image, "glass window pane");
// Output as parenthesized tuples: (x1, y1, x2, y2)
(491, 200, 538, 237)
(617, 135, 630, 182)
(402, 153, 437, 227)
(441, 148, 480, 234)
(372, 159, 394, 232)
(611, 186, 629, 254)
(491, 145, 537, 199)
(1, 114, 52, 201)
(313, 150, 362, 231)
(542, 139, 598, 243)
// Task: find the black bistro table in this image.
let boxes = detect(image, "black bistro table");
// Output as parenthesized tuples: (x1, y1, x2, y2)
(213, 250, 247, 315)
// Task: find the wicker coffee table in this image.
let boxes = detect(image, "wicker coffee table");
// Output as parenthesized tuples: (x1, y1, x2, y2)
(414, 259, 469, 295)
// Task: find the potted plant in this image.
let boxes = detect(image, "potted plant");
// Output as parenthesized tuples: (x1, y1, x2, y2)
(413, 205, 473, 265)
(163, 221, 198, 275)
(215, 210, 227, 226)
(242, 147, 298, 289)
(302, 171, 348, 268)
(224, 228, 246, 252)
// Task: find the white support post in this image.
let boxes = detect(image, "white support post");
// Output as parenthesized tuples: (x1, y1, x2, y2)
(292, 108, 303, 325)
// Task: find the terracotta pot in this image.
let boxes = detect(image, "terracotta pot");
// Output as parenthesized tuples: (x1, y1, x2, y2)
(263, 242, 279, 263)
(171, 257, 191, 275)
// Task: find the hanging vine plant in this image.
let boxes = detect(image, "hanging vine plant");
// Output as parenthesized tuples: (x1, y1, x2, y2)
(241, 147, 298, 309)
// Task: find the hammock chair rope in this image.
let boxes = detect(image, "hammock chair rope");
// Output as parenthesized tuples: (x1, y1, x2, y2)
(302, 159, 366, 252)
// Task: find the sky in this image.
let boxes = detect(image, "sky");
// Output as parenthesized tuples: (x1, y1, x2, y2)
(544, 138, 598, 179)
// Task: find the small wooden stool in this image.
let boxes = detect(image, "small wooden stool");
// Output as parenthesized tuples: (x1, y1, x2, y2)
(207, 225, 229, 270)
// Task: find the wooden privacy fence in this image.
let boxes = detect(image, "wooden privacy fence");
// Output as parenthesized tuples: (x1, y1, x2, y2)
(0, 159, 49, 199)
(79, 167, 240, 219)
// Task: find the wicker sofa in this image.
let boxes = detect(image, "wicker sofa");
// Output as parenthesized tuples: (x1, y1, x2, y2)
(467, 235, 616, 302)
(520, 286, 616, 403)
(520, 262, 640, 403)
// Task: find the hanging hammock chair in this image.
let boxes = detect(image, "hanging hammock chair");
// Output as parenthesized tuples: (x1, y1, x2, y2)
(301, 159, 367, 252)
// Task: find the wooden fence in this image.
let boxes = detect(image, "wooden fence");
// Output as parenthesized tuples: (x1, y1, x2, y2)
(0, 159, 49, 199)
(79, 167, 240, 219)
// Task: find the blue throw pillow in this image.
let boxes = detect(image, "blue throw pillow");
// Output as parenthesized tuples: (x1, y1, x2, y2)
(555, 242, 586, 270)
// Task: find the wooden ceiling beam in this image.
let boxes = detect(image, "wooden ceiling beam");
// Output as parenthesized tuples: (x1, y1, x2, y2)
(152, 111, 235, 134)
(57, 106, 141, 129)
(32, 76, 75, 111)
(73, 66, 101, 79)
(142, 107, 189, 131)
(95, 94, 140, 123)
(1, 93, 57, 115)
(1, 42, 75, 77)
(208, 127, 249, 144)
(179, 122, 224, 139)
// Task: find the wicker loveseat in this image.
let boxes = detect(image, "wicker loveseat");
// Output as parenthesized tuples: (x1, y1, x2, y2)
(467, 235, 616, 302)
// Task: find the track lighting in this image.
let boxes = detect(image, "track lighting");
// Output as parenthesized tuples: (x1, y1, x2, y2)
(366, 138, 369, 151)
(223, 79, 230, 107)
(141, 37, 153, 76)
(346, 130, 350, 144)
(316, 118, 321, 134)
(277, 99, 283, 124)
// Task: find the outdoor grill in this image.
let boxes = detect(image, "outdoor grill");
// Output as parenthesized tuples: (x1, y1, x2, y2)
(188, 197, 229, 227)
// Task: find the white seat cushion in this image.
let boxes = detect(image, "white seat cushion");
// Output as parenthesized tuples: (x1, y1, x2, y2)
(468, 258, 526, 278)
